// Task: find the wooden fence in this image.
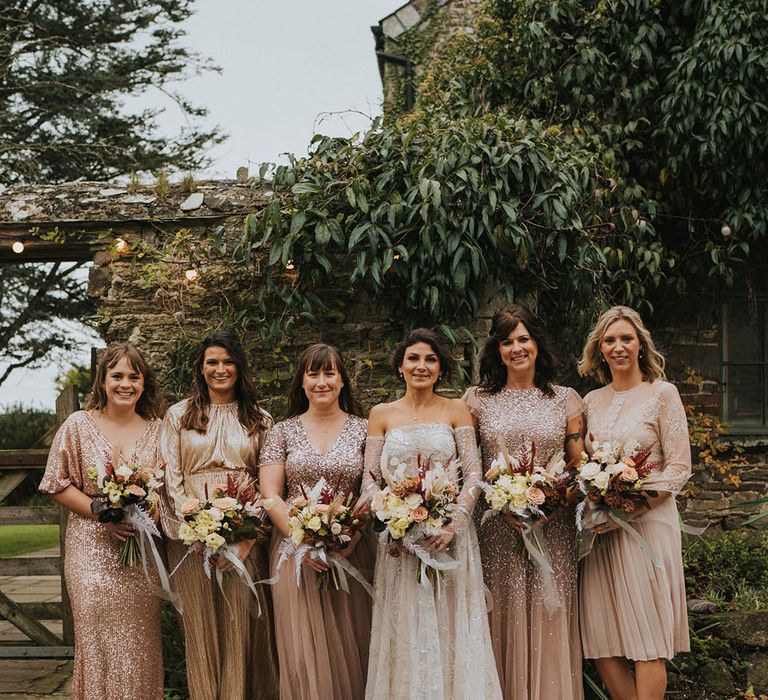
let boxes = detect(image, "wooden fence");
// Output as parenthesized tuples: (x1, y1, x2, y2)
(0, 386, 78, 658)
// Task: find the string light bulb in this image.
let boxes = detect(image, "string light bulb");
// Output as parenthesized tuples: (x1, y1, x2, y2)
(12, 241, 24, 254)
(721, 224, 732, 238)
(115, 238, 128, 252)
(185, 269, 199, 282)
(285, 260, 295, 271)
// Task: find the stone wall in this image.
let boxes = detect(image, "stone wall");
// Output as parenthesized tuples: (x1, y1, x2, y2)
(2, 179, 767, 526)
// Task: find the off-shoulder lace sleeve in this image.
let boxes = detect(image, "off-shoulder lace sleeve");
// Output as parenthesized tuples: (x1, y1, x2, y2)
(643, 383, 692, 495)
(461, 386, 482, 417)
(452, 426, 482, 534)
(565, 387, 584, 421)
(257, 422, 286, 468)
(39, 415, 78, 494)
(159, 407, 185, 539)
(361, 436, 385, 502)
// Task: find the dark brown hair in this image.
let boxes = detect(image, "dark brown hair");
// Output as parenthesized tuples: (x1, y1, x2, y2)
(86, 343, 165, 420)
(392, 328, 456, 391)
(179, 330, 269, 435)
(478, 304, 556, 397)
(286, 344, 363, 418)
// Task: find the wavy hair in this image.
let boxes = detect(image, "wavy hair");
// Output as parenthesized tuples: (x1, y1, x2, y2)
(86, 343, 165, 420)
(578, 305, 666, 384)
(286, 344, 363, 418)
(391, 328, 456, 391)
(179, 330, 269, 435)
(478, 304, 556, 396)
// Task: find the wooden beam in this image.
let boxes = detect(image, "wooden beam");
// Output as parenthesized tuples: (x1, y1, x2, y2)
(0, 471, 30, 501)
(17, 602, 63, 619)
(55, 386, 78, 647)
(0, 557, 60, 577)
(0, 646, 73, 658)
(0, 590, 63, 646)
(0, 506, 59, 525)
(0, 449, 49, 467)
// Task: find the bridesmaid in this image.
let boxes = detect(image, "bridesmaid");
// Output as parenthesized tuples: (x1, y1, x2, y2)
(160, 330, 278, 700)
(39, 343, 165, 699)
(259, 343, 374, 700)
(578, 305, 691, 699)
(463, 304, 584, 700)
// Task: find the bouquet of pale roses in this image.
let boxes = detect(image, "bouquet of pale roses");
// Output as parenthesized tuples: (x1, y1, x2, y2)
(480, 442, 575, 524)
(575, 437, 656, 523)
(178, 475, 267, 555)
(88, 458, 163, 567)
(282, 477, 372, 594)
(575, 437, 660, 564)
(371, 454, 459, 588)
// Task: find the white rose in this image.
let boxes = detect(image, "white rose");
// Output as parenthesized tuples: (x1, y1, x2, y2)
(208, 507, 225, 521)
(593, 471, 610, 491)
(579, 462, 602, 480)
(115, 464, 134, 481)
(404, 493, 423, 508)
(330, 522, 342, 536)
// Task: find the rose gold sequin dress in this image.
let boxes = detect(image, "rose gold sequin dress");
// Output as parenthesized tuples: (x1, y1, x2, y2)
(580, 381, 691, 660)
(258, 414, 374, 700)
(39, 411, 163, 700)
(464, 385, 584, 700)
(160, 399, 278, 700)
(362, 423, 503, 700)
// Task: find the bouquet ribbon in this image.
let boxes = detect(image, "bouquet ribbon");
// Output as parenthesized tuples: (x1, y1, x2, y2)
(277, 540, 374, 598)
(124, 505, 182, 612)
(520, 522, 561, 614)
(576, 502, 662, 568)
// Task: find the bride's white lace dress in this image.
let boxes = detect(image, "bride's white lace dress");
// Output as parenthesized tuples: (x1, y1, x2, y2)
(363, 423, 502, 700)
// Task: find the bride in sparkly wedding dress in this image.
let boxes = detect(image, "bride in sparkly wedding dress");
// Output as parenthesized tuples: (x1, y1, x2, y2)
(362, 329, 502, 700)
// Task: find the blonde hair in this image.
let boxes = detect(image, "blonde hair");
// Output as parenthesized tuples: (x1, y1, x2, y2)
(578, 306, 666, 384)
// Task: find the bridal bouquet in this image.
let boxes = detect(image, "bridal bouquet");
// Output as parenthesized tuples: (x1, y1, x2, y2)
(88, 459, 163, 567)
(575, 437, 660, 565)
(575, 437, 656, 522)
(371, 454, 459, 588)
(481, 442, 575, 524)
(283, 477, 372, 593)
(178, 475, 267, 555)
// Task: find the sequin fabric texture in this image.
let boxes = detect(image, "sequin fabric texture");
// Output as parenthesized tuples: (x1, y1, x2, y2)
(465, 386, 584, 700)
(580, 380, 691, 661)
(39, 411, 163, 700)
(160, 398, 279, 700)
(259, 414, 374, 700)
(363, 423, 502, 700)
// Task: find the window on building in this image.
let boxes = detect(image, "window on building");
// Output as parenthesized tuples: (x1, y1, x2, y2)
(722, 295, 768, 432)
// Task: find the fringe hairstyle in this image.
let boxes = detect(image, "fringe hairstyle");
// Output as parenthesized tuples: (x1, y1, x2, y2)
(578, 305, 666, 384)
(179, 330, 269, 436)
(391, 328, 456, 392)
(86, 343, 165, 420)
(478, 304, 556, 397)
(286, 344, 363, 418)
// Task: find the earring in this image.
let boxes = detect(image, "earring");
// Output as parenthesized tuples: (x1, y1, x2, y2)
(639, 349, 644, 359)
(438, 374, 443, 380)
(398, 372, 404, 380)
(600, 355, 607, 364)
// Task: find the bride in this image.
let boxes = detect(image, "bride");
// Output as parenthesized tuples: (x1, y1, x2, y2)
(363, 328, 502, 700)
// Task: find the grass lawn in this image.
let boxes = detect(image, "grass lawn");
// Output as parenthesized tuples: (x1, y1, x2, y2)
(0, 524, 59, 558)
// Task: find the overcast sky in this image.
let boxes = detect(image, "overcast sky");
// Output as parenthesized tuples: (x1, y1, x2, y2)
(0, 0, 404, 410)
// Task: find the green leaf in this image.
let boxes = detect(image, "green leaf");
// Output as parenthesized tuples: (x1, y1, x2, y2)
(290, 211, 305, 235)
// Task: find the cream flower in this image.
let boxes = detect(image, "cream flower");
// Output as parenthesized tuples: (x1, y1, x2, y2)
(204, 532, 226, 550)
(620, 466, 639, 482)
(330, 522, 342, 536)
(579, 462, 602, 480)
(593, 471, 610, 491)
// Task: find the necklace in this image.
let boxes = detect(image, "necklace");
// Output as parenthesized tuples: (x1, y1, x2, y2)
(403, 396, 437, 422)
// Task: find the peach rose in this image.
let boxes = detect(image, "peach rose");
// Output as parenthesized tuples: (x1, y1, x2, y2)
(620, 466, 639, 482)
(211, 497, 238, 511)
(525, 486, 546, 506)
(412, 505, 429, 522)
(315, 503, 331, 515)
(181, 498, 201, 515)
(124, 484, 146, 499)
(485, 465, 500, 482)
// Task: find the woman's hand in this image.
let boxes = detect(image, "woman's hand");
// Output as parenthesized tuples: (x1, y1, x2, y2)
(302, 549, 330, 573)
(334, 530, 362, 560)
(422, 525, 455, 552)
(103, 521, 135, 542)
(216, 539, 254, 571)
